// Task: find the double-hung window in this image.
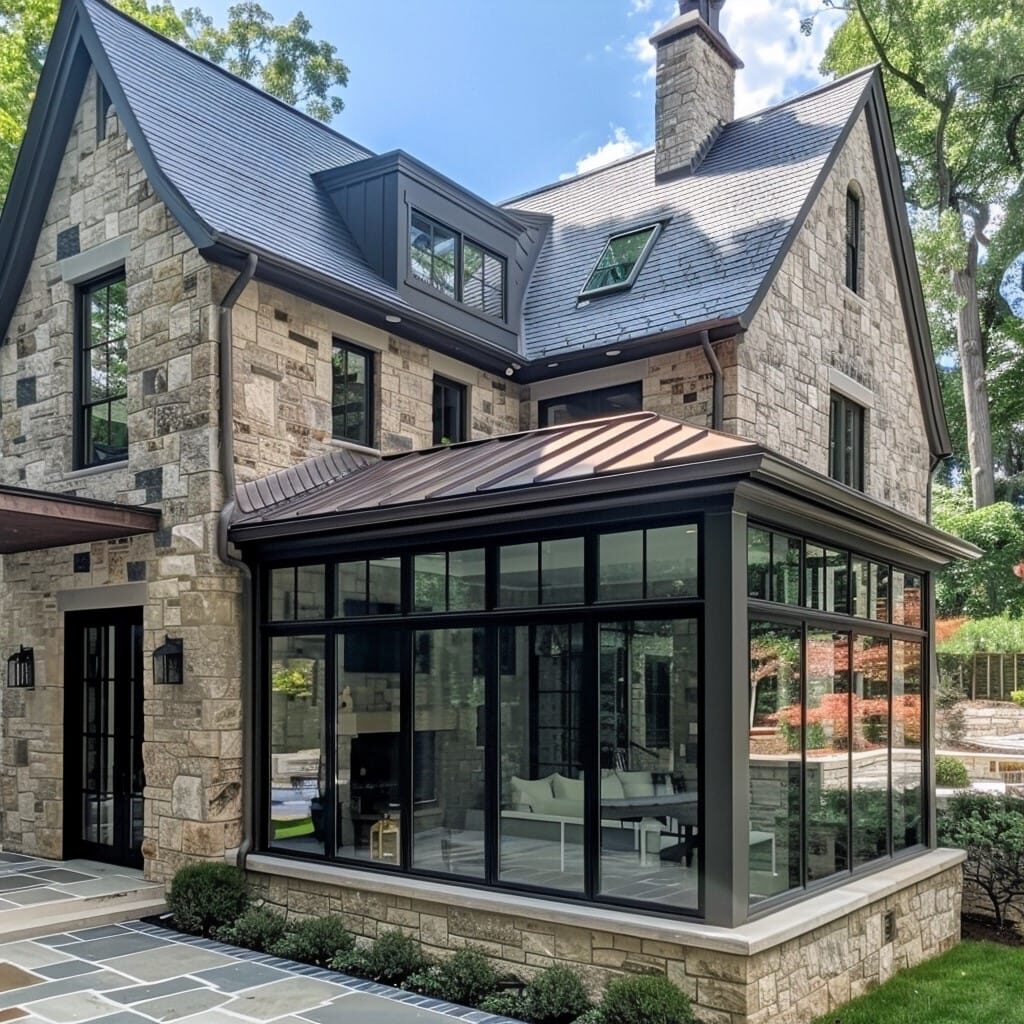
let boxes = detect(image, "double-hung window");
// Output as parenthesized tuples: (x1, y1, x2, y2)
(332, 340, 374, 447)
(432, 375, 467, 445)
(78, 273, 128, 468)
(829, 392, 865, 490)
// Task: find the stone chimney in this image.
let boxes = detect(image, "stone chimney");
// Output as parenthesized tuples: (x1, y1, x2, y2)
(651, 0, 743, 180)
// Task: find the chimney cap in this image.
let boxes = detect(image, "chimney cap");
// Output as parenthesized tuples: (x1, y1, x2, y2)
(650, 2, 743, 70)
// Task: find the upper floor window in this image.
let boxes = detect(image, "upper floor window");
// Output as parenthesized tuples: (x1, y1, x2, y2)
(845, 187, 862, 293)
(580, 224, 660, 298)
(78, 273, 128, 468)
(409, 211, 506, 320)
(539, 381, 642, 427)
(332, 339, 374, 447)
(432, 375, 467, 445)
(829, 391, 864, 490)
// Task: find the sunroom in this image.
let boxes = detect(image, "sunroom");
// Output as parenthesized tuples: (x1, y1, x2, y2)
(228, 411, 973, 930)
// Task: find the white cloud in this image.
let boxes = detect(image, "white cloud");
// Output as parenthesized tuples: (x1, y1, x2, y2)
(629, 0, 654, 13)
(562, 126, 646, 179)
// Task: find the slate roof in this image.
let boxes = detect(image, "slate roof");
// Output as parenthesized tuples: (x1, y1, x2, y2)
(232, 411, 760, 531)
(505, 70, 874, 360)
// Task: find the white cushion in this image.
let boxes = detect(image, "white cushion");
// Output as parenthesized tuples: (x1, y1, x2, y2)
(600, 771, 625, 800)
(532, 797, 582, 818)
(510, 775, 555, 810)
(551, 773, 584, 802)
(617, 770, 656, 798)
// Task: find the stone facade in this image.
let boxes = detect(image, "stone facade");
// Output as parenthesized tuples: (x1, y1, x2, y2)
(737, 111, 931, 522)
(248, 855, 962, 1024)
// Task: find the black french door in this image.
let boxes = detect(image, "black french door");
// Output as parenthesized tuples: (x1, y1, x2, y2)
(64, 608, 145, 867)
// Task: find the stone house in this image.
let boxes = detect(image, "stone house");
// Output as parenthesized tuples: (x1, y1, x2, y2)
(0, 0, 976, 1020)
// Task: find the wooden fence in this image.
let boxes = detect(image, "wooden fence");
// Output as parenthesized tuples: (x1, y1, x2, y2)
(938, 652, 1024, 701)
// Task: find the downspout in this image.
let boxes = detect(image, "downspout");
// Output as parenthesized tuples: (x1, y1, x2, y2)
(700, 332, 724, 431)
(215, 254, 258, 869)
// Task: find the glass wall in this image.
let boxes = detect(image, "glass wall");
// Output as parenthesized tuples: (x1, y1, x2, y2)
(747, 524, 928, 906)
(260, 520, 703, 916)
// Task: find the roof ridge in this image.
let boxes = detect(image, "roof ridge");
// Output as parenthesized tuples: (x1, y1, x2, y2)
(501, 64, 878, 208)
(78, 0, 373, 158)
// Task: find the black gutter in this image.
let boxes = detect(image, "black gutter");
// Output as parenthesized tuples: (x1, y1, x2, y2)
(215, 253, 258, 870)
(699, 332, 724, 429)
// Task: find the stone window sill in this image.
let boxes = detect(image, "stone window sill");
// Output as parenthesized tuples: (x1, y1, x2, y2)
(65, 460, 129, 480)
(329, 438, 382, 458)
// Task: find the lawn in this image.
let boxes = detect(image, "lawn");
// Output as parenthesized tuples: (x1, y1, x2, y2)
(813, 941, 1024, 1024)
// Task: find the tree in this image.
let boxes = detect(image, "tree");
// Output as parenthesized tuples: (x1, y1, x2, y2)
(805, 2, 1024, 508)
(0, 0, 348, 205)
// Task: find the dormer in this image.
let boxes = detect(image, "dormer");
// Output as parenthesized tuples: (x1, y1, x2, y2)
(314, 152, 547, 354)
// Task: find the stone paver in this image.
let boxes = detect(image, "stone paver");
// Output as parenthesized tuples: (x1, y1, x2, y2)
(0, 922, 522, 1023)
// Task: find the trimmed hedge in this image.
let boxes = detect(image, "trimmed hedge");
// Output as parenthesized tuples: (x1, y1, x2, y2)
(166, 862, 248, 937)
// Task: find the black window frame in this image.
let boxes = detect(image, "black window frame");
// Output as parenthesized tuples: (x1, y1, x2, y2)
(408, 209, 507, 322)
(75, 270, 129, 470)
(828, 392, 865, 491)
(538, 381, 643, 427)
(579, 223, 662, 299)
(432, 375, 468, 445)
(331, 338, 375, 448)
(845, 188, 862, 294)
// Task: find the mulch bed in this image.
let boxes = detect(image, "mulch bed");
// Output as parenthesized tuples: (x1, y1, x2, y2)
(961, 913, 1024, 946)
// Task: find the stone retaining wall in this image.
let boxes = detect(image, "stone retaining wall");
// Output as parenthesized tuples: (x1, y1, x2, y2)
(247, 860, 962, 1024)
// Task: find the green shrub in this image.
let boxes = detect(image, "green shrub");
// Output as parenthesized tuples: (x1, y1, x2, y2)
(167, 862, 249, 937)
(571, 1011, 605, 1024)
(599, 975, 695, 1024)
(333, 930, 428, 985)
(479, 990, 530, 1019)
(405, 946, 500, 1006)
(936, 755, 971, 789)
(1012, 689, 1024, 707)
(214, 905, 287, 950)
(269, 915, 355, 966)
(938, 792, 1024, 929)
(523, 966, 592, 1023)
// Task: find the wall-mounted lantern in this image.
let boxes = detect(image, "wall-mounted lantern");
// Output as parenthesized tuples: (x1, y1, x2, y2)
(153, 636, 184, 685)
(6, 646, 34, 689)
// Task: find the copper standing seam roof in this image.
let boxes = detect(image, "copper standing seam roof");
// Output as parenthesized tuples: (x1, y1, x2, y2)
(0, 484, 161, 553)
(231, 412, 761, 529)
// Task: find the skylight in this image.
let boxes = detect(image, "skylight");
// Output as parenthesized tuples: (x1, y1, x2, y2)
(580, 224, 661, 298)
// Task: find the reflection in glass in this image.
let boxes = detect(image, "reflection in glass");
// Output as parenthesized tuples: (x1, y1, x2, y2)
(500, 544, 537, 606)
(269, 636, 327, 855)
(747, 527, 771, 599)
(599, 531, 643, 601)
(772, 534, 801, 605)
(805, 631, 850, 882)
(412, 629, 485, 877)
(499, 624, 585, 892)
(414, 549, 486, 613)
(541, 538, 584, 604)
(337, 629, 403, 863)
(336, 558, 401, 616)
(646, 525, 698, 598)
(892, 640, 923, 850)
(891, 570, 922, 628)
(806, 547, 849, 614)
(598, 620, 699, 909)
(748, 622, 802, 903)
(270, 566, 326, 621)
(852, 635, 890, 866)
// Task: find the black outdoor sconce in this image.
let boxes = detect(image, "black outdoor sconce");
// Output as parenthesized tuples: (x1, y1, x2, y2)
(153, 636, 184, 685)
(6, 646, 35, 689)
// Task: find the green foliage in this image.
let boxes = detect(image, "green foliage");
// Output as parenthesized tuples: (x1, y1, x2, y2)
(166, 862, 249, 937)
(332, 930, 428, 985)
(268, 915, 355, 967)
(271, 665, 312, 699)
(479, 991, 530, 1019)
(935, 755, 970, 788)
(598, 975, 695, 1024)
(213, 904, 287, 950)
(938, 616, 1024, 655)
(405, 946, 501, 1007)
(571, 1011, 605, 1024)
(1012, 690, 1024, 708)
(0, 0, 348, 204)
(932, 493, 1024, 618)
(521, 966, 592, 1024)
(938, 793, 1024, 928)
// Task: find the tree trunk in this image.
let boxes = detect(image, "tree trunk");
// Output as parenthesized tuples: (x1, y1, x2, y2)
(952, 235, 996, 508)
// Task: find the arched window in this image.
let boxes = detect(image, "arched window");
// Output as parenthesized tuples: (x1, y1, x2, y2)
(845, 184, 863, 294)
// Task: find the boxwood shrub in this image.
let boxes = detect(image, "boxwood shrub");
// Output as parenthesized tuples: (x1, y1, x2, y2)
(214, 905, 288, 951)
(405, 946, 500, 1006)
(167, 862, 249, 937)
(269, 915, 355, 966)
(333, 930, 429, 985)
(599, 975, 695, 1024)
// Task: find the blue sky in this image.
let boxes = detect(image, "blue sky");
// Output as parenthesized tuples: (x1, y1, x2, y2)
(197, 1, 841, 202)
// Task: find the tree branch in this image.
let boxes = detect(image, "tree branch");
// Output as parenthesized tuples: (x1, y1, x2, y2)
(853, 0, 929, 101)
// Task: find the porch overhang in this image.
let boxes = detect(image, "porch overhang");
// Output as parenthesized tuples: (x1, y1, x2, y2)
(0, 484, 161, 554)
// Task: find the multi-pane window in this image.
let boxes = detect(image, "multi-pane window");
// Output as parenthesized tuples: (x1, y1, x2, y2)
(829, 392, 864, 490)
(409, 211, 506, 319)
(580, 224, 660, 297)
(331, 340, 373, 447)
(432, 375, 467, 444)
(539, 381, 642, 427)
(845, 188, 862, 293)
(79, 274, 128, 468)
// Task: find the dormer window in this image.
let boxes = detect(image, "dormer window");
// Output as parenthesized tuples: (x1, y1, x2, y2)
(580, 224, 661, 298)
(409, 210, 506, 320)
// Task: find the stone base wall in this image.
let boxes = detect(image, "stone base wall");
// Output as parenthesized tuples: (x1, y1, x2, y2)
(247, 860, 962, 1024)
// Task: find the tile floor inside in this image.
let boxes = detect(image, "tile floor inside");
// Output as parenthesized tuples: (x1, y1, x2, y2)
(0, 920, 520, 1023)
